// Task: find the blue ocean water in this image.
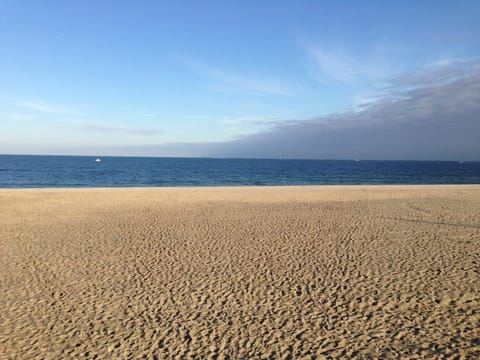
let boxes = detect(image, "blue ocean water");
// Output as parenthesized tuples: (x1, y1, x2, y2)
(0, 155, 479, 188)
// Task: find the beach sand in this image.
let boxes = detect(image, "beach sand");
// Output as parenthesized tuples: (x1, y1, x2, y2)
(1, 186, 479, 359)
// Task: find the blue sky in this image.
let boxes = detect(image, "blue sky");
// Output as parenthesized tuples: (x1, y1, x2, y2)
(1, 1, 479, 159)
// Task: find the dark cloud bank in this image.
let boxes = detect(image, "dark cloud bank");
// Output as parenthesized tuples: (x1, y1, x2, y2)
(17, 62, 476, 160)
(117, 62, 479, 161)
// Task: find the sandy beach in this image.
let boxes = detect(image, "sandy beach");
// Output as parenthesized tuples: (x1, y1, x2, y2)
(1, 185, 479, 359)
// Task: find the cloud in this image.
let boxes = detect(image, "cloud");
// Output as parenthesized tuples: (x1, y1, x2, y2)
(214, 61, 480, 160)
(218, 115, 280, 125)
(184, 59, 292, 96)
(18, 100, 77, 114)
(115, 61, 480, 161)
(386, 64, 471, 89)
(2, 113, 35, 121)
(426, 57, 478, 68)
(303, 42, 420, 85)
(304, 44, 387, 84)
(78, 123, 163, 136)
(306, 45, 363, 83)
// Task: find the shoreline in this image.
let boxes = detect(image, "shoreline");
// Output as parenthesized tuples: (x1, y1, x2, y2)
(2, 183, 480, 191)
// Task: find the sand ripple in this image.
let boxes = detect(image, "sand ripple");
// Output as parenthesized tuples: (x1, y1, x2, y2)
(1, 186, 479, 359)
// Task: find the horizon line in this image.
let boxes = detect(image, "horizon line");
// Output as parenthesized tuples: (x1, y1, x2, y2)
(0, 153, 478, 163)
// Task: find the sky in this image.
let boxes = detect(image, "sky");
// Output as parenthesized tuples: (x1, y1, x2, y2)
(1, 0, 479, 160)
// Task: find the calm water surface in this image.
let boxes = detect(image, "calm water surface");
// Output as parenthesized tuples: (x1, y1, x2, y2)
(0, 155, 479, 188)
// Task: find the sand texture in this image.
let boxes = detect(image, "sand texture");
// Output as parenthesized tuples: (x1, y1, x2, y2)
(1, 185, 479, 359)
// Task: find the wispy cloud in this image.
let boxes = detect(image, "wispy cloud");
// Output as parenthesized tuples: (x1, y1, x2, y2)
(386, 61, 476, 90)
(426, 57, 478, 68)
(2, 113, 35, 121)
(217, 115, 282, 138)
(218, 115, 281, 126)
(184, 58, 292, 96)
(303, 43, 401, 85)
(18, 100, 77, 114)
(13, 99, 162, 136)
(78, 123, 163, 136)
(305, 45, 364, 83)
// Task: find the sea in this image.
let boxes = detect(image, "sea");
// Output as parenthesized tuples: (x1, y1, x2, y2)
(0, 155, 479, 188)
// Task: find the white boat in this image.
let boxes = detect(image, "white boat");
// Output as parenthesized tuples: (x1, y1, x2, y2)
(95, 158, 101, 162)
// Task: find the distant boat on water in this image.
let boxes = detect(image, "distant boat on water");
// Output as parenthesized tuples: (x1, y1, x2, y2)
(95, 158, 101, 162)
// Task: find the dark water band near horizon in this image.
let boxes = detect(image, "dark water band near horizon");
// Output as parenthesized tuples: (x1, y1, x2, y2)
(0, 155, 479, 188)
